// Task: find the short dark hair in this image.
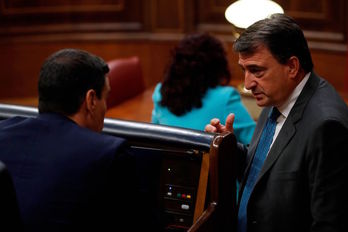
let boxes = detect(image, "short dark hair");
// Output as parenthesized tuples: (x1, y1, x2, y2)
(233, 13, 313, 73)
(38, 48, 109, 115)
(160, 33, 231, 116)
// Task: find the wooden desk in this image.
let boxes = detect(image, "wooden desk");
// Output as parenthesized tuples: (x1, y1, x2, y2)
(105, 86, 154, 122)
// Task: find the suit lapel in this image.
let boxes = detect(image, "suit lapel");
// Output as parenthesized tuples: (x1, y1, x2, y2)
(259, 120, 296, 177)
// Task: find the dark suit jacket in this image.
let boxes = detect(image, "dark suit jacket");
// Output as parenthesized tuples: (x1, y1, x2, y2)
(0, 113, 137, 231)
(237, 72, 348, 232)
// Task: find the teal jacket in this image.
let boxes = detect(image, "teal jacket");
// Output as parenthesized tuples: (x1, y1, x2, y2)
(151, 83, 256, 145)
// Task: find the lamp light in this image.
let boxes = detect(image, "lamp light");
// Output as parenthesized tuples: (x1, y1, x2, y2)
(225, 0, 284, 29)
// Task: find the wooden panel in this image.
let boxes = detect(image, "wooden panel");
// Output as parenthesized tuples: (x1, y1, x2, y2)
(196, 0, 347, 50)
(0, 39, 175, 98)
(276, 0, 347, 46)
(1, 37, 345, 98)
(152, 0, 183, 31)
(0, 0, 347, 100)
(150, 0, 194, 33)
(0, 0, 144, 35)
(147, 40, 177, 84)
(310, 49, 347, 91)
(197, 0, 229, 22)
(0, 0, 124, 14)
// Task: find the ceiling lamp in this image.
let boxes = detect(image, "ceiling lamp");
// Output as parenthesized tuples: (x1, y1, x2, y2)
(225, 0, 284, 29)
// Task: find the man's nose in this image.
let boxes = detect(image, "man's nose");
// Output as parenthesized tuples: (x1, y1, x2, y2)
(244, 71, 255, 90)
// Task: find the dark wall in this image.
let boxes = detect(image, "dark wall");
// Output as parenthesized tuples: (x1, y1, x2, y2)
(0, 0, 347, 98)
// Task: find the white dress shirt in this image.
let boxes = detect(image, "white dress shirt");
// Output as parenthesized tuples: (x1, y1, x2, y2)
(269, 72, 310, 151)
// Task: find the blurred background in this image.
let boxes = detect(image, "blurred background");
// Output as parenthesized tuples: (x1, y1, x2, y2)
(0, 0, 347, 110)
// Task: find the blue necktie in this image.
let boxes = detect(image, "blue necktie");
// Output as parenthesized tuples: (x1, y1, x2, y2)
(237, 107, 280, 232)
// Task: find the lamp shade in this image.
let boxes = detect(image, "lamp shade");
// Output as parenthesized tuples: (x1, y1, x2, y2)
(225, 0, 284, 29)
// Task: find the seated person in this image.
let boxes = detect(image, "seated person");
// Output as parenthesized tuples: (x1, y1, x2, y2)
(151, 33, 255, 144)
(0, 48, 138, 231)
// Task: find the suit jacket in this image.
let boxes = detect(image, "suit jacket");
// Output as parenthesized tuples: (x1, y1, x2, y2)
(237, 72, 348, 232)
(0, 113, 137, 232)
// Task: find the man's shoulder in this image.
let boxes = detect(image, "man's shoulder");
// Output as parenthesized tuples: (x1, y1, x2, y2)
(299, 83, 348, 129)
(66, 123, 126, 150)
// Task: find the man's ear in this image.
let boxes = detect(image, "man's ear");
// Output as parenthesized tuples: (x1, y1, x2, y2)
(287, 56, 300, 79)
(85, 89, 97, 112)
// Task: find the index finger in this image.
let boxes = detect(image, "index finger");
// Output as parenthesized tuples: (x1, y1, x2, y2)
(225, 113, 235, 133)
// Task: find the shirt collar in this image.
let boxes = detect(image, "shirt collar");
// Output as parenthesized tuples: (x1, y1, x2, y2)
(278, 72, 311, 118)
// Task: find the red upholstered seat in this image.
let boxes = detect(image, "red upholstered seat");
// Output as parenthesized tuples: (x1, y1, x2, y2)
(106, 56, 145, 108)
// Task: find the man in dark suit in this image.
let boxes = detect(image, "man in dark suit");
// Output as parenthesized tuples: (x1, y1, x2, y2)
(206, 14, 348, 232)
(0, 48, 137, 231)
